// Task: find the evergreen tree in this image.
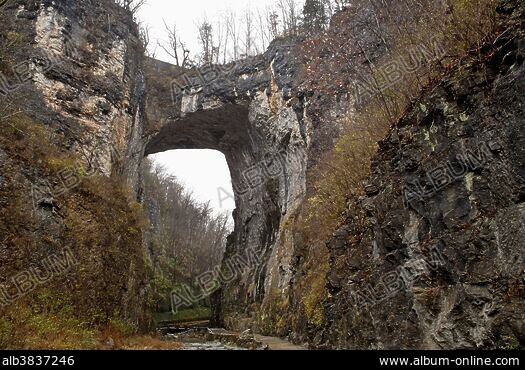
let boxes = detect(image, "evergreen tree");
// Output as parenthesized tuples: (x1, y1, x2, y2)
(303, 0, 327, 36)
(198, 21, 215, 65)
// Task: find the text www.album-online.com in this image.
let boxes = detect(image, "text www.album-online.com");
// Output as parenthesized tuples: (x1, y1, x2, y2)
(379, 356, 520, 366)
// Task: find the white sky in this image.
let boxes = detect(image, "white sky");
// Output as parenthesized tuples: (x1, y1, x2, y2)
(137, 0, 297, 63)
(149, 150, 236, 219)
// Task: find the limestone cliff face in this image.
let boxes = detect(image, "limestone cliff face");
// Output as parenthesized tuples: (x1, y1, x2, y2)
(0, 0, 149, 328)
(1, 0, 146, 184)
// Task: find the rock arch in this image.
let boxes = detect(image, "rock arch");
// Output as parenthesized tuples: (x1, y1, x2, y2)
(143, 49, 309, 327)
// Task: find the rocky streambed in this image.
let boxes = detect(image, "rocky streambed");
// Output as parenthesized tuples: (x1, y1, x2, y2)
(158, 322, 305, 350)
(159, 323, 267, 350)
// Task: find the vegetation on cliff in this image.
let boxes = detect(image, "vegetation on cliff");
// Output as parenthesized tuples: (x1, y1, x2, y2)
(0, 114, 228, 347)
(276, 0, 510, 343)
(0, 113, 148, 349)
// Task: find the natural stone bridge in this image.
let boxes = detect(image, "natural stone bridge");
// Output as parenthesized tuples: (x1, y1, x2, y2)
(143, 47, 310, 326)
(1, 0, 314, 330)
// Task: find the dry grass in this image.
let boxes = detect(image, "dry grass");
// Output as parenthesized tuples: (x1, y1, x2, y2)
(0, 298, 97, 350)
(0, 114, 149, 349)
(118, 336, 182, 350)
(285, 0, 502, 336)
(296, 0, 500, 244)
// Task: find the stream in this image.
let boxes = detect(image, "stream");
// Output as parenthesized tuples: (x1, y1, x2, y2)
(158, 321, 305, 350)
(178, 340, 248, 351)
(160, 321, 258, 350)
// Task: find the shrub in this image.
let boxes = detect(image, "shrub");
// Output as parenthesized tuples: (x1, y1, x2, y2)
(0, 293, 97, 350)
(0, 113, 148, 348)
(298, 0, 500, 243)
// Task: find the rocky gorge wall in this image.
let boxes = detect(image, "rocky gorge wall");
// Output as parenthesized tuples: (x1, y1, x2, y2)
(0, 0, 150, 337)
(322, 7, 525, 348)
(1, 0, 147, 182)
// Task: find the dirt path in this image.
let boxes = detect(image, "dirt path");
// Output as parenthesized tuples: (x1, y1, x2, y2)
(254, 335, 306, 350)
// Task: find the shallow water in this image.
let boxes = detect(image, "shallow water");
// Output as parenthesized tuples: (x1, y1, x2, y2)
(179, 341, 247, 351)
(160, 323, 303, 350)
(164, 330, 249, 351)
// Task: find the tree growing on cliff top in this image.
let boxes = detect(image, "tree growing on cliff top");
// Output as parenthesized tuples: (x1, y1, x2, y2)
(303, 0, 327, 36)
(197, 20, 216, 65)
(154, 0, 350, 66)
(159, 20, 192, 67)
(278, 0, 301, 36)
(115, 0, 146, 15)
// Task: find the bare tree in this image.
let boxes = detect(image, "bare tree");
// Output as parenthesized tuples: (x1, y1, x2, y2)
(115, 0, 146, 15)
(214, 17, 227, 64)
(225, 10, 241, 61)
(256, 8, 271, 51)
(278, 0, 301, 36)
(139, 23, 155, 57)
(269, 10, 280, 40)
(242, 8, 256, 56)
(158, 20, 191, 67)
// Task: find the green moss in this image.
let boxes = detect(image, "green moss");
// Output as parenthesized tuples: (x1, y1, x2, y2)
(155, 307, 211, 324)
(499, 336, 521, 350)
(255, 292, 290, 336)
(301, 260, 329, 329)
